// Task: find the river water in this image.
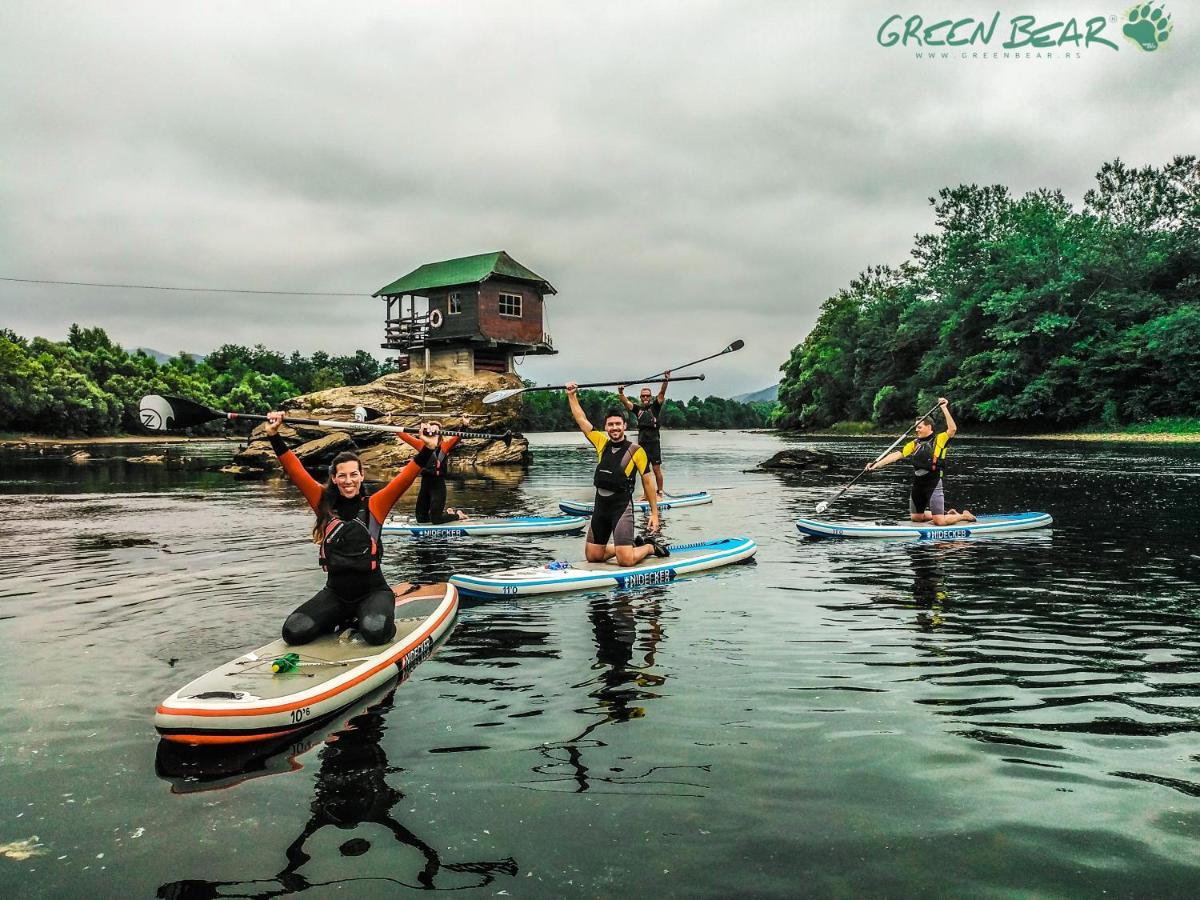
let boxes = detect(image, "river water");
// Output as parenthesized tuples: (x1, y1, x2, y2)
(1, 431, 1199, 898)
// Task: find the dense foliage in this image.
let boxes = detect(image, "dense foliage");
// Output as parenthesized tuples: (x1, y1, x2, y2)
(0, 324, 772, 436)
(777, 156, 1200, 430)
(0, 325, 389, 436)
(518, 386, 774, 432)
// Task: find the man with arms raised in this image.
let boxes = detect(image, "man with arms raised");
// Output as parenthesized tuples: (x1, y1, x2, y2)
(618, 371, 670, 499)
(865, 397, 977, 526)
(567, 381, 669, 564)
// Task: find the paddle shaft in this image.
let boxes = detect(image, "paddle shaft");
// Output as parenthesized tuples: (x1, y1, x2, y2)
(228, 412, 510, 441)
(816, 402, 944, 511)
(638, 339, 744, 383)
(526, 374, 706, 395)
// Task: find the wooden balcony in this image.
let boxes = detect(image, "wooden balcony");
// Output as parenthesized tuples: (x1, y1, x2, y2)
(381, 315, 431, 351)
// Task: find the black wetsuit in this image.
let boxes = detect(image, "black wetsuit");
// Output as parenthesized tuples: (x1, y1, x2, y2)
(633, 400, 663, 465)
(270, 433, 432, 646)
(415, 445, 459, 524)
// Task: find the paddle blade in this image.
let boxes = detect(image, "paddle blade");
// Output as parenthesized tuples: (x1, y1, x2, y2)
(483, 388, 524, 404)
(727, 339, 745, 352)
(502, 431, 513, 447)
(139, 394, 222, 431)
(353, 406, 385, 423)
(815, 501, 829, 514)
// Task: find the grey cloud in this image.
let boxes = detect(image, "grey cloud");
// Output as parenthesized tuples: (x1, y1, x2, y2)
(3, 0, 1197, 398)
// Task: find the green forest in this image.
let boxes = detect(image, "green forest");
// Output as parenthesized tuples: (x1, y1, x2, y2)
(0, 325, 390, 436)
(519, 388, 775, 432)
(777, 156, 1200, 432)
(0, 324, 772, 436)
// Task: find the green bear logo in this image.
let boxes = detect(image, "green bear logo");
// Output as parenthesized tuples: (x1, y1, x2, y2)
(1123, 3, 1173, 51)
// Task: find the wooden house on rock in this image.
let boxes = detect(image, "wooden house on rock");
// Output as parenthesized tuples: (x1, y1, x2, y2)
(375, 251, 557, 376)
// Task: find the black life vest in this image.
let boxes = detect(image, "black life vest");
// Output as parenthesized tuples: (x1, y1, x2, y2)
(636, 402, 660, 435)
(593, 438, 640, 498)
(909, 434, 947, 475)
(422, 446, 450, 478)
(319, 493, 380, 573)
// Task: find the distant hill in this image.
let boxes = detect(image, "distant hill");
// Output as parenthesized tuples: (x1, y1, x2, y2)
(136, 347, 205, 364)
(732, 384, 778, 403)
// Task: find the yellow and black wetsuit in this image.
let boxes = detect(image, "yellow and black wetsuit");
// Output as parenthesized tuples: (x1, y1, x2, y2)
(900, 431, 950, 515)
(586, 430, 649, 547)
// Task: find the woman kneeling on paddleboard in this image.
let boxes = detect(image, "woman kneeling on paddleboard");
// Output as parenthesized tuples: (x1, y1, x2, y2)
(265, 411, 437, 646)
(396, 421, 469, 524)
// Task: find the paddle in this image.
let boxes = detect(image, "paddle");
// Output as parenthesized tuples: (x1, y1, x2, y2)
(482, 338, 744, 405)
(637, 338, 745, 383)
(813, 401, 943, 514)
(138, 394, 516, 445)
(482, 375, 706, 405)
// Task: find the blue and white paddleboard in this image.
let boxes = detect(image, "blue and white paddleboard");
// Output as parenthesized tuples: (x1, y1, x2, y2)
(558, 490, 713, 516)
(795, 512, 1052, 540)
(450, 536, 757, 597)
(382, 515, 588, 538)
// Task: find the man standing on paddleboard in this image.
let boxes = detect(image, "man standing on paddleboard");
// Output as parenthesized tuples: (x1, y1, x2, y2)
(864, 397, 977, 526)
(618, 371, 670, 499)
(566, 381, 669, 564)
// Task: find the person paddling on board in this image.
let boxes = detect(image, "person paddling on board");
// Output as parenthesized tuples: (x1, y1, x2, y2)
(395, 421, 469, 524)
(264, 411, 440, 646)
(566, 381, 669, 564)
(618, 371, 670, 499)
(864, 397, 977, 526)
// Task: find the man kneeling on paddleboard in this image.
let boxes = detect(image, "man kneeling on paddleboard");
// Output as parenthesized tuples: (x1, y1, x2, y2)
(865, 397, 977, 526)
(265, 411, 439, 646)
(566, 381, 669, 564)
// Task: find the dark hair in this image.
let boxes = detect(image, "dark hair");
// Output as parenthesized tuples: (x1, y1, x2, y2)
(918, 415, 934, 427)
(604, 408, 627, 423)
(313, 451, 363, 542)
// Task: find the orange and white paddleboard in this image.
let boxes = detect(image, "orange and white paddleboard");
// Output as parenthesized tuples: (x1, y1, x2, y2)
(155, 583, 457, 745)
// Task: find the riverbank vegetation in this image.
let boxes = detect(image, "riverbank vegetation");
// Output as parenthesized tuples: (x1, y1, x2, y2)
(0, 325, 775, 436)
(518, 387, 774, 432)
(0, 325, 388, 435)
(777, 156, 1200, 433)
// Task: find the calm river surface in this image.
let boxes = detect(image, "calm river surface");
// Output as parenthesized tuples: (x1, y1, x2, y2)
(2, 431, 1199, 898)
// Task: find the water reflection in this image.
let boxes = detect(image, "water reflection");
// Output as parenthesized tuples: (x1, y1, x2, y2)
(155, 688, 518, 898)
(530, 588, 711, 797)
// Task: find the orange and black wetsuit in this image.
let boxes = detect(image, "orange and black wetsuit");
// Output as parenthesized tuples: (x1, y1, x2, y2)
(397, 432, 462, 524)
(270, 434, 433, 646)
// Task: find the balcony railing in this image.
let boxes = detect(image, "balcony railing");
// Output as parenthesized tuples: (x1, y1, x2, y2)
(382, 315, 431, 351)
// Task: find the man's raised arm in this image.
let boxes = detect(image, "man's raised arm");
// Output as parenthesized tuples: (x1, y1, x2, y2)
(566, 382, 594, 436)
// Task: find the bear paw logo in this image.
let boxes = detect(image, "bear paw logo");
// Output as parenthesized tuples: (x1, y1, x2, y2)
(1123, 3, 1173, 51)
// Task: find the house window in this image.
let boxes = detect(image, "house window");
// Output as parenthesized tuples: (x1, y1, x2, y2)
(449, 292, 462, 315)
(498, 292, 522, 318)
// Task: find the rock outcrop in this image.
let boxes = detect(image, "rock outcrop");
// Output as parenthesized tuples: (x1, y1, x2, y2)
(231, 368, 530, 478)
(753, 448, 838, 472)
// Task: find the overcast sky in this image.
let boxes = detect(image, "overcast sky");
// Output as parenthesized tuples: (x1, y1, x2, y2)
(2, 1, 1196, 397)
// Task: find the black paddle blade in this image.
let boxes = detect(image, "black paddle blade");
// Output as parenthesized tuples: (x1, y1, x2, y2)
(728, 339, 745, 352)
(353, 406, 385, 423)
(139, 394, 223, 431)
(502, 431, 513, 447)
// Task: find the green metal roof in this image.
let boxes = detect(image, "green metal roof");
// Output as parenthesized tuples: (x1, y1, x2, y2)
(373, 251, 557, 297)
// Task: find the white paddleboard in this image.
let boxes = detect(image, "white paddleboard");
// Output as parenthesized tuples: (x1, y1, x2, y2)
(558, 490, 713, 515)
(155, 583, 458, 745)
(795, 512, 1052, 539)
(449, 536, 756, 597)
(382, 515, 587, 538)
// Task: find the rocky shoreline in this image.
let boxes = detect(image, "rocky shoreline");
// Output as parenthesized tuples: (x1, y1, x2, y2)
(225, 368, 530, 478)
